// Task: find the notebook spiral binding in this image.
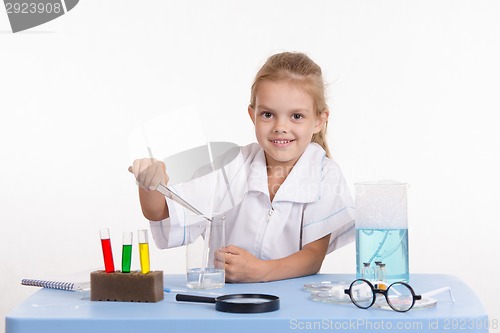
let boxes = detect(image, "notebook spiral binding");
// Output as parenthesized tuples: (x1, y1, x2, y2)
(21, 277, 89, 291)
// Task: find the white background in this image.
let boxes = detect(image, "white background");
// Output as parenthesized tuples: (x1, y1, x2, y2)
(1, 0, 499, 330)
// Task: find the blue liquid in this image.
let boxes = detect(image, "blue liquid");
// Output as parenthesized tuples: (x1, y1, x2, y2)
(356, 228, 409, 282)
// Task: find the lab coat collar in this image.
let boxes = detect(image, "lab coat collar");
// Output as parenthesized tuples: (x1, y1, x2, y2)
(247, 148, 270, 196)
(247, 143, 325, 204)
(274, 143, 325, 203)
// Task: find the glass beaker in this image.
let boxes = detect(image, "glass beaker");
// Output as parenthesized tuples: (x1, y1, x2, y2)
(185, 215, 225, 289)
(355, 181, 409, 282)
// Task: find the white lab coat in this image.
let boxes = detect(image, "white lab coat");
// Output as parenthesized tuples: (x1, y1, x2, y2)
(150, 142, 355, 260)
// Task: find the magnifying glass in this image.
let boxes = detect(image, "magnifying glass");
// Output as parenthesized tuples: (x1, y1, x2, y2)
(176, 293, 280, 313)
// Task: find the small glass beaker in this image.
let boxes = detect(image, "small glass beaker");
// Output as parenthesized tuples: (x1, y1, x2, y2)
(185, 215, 225, 289)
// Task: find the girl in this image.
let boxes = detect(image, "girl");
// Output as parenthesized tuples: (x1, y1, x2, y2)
(130, 52, 354, 283)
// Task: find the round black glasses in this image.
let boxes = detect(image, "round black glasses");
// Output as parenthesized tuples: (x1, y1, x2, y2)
(344, 279, 422, 312)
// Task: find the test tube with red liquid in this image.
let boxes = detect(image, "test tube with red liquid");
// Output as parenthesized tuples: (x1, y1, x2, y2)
(100, 228, 115, 273)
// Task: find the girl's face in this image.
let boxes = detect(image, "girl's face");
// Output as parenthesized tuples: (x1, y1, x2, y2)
(248, 80, 328, 169)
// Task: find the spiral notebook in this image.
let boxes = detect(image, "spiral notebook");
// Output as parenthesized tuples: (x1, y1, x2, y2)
(21, 270, 91, 291)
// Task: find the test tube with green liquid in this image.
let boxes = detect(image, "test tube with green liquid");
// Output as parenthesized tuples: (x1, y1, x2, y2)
(121, 232, 133, 273)
(138, 229, 150, 274)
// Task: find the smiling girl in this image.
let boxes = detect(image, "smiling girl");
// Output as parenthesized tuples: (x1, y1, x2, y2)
(130, 52, 354, 283)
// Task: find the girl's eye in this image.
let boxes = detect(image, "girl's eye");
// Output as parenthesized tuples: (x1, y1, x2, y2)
(262, 112, 273, 119)
(292, 114, 304, 120)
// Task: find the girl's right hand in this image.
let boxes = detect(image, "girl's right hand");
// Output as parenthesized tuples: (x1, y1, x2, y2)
(128, 158, 169, 191)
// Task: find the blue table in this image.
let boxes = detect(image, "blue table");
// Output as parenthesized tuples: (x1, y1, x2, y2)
(5, 274, 489, 333)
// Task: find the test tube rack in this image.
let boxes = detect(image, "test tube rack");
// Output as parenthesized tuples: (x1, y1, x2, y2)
(90, 270, 164, 303)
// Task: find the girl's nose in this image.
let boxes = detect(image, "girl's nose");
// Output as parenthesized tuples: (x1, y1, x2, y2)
(273, 118, 288, 133)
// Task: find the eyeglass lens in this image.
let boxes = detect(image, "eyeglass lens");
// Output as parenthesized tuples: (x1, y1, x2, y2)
(349, 280, 374, 308)
(386, 282, 415, 312)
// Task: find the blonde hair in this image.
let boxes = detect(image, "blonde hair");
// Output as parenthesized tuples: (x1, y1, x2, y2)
(249, 52, 331, 158)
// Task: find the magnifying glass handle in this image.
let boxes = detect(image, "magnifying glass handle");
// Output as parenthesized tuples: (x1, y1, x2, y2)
(176, 294, 216, 304)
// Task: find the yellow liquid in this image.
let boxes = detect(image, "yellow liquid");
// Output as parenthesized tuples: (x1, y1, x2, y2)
(139, 243, 150, 274)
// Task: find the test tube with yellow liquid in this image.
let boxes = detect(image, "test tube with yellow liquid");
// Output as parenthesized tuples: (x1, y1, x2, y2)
(138, 229, 150, 274)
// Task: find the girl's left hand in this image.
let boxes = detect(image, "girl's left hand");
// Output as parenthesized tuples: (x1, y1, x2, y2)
(215, 245, 269, 283)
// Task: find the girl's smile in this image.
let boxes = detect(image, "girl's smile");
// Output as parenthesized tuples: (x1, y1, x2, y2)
(270, 138, 295, 147)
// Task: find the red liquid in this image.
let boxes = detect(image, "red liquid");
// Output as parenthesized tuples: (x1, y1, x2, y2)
(101, 238, 115, 273)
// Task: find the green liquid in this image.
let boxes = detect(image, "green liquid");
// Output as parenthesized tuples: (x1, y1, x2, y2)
(121, 244, 132, 273)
